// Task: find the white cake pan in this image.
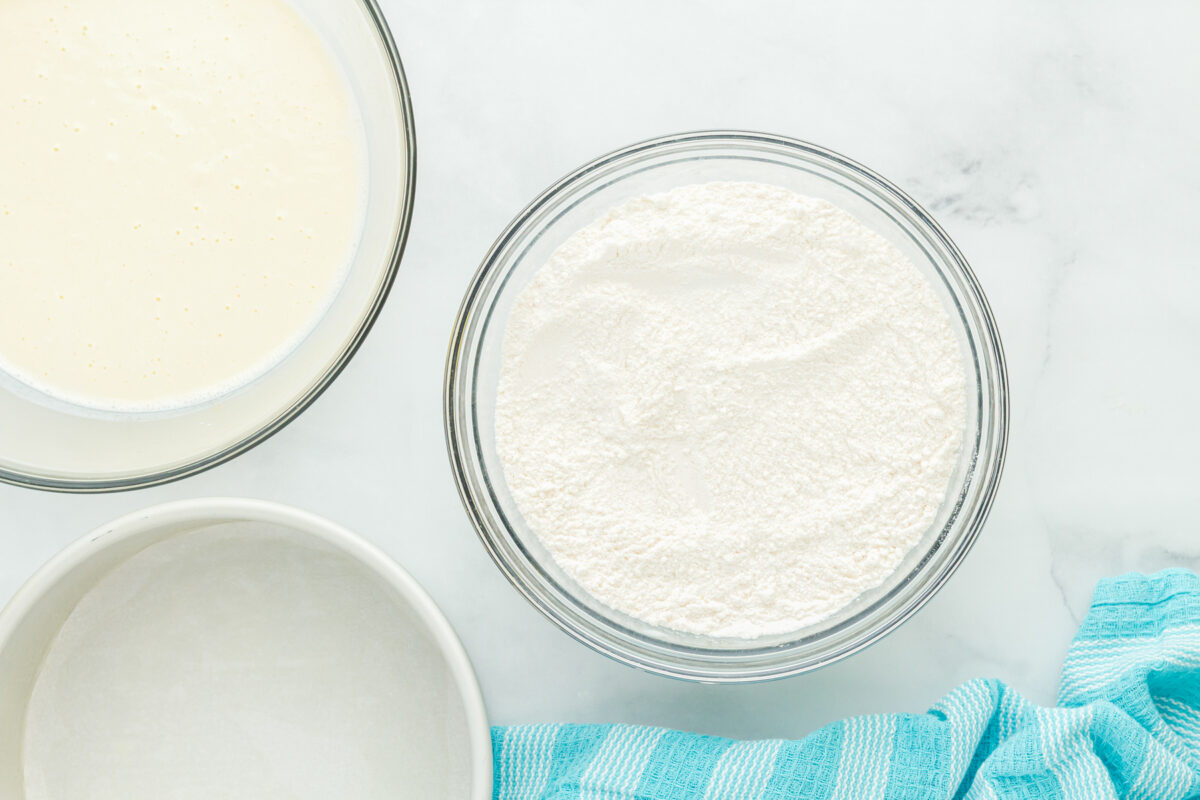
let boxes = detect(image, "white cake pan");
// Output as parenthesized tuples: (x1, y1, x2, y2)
(0, 498, 490, 799)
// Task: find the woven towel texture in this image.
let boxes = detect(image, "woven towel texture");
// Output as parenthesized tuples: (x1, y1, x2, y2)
(493, 570, 1200, 799)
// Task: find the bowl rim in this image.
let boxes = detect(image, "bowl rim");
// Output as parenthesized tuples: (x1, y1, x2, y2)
(445, 129, 1009, 682)
(0, 0, 417, 494)
(0, 497, 493, 798)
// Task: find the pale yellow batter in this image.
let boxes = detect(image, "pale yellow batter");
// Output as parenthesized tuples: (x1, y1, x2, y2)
(0, 0, 365, 410)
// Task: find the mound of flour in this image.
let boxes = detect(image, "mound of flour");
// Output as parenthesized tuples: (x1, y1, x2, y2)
(494, 182, 967, 638)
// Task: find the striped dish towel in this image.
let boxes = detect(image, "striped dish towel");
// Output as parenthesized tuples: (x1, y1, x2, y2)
(493, 570, 1200, 799)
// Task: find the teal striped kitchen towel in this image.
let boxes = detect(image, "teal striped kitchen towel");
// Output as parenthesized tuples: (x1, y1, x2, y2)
(493, 569, 1200, 799)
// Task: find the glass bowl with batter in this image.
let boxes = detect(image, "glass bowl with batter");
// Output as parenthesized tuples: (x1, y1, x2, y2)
(0, 0, 414, 491)
(445, 131, 1009, 682)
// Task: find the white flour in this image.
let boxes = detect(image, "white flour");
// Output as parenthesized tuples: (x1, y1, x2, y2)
(495, 182, 967, 638)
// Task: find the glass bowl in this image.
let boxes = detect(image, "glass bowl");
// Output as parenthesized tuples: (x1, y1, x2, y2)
(0, 0, 415, 492)
(445, 131, 1008, 682)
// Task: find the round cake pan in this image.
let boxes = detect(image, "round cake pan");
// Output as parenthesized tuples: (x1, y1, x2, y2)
(0, 498, 490, 799)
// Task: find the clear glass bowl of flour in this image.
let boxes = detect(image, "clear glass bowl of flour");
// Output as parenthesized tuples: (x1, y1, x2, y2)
(445, 131, 1008, 682)
(0, 0, 414, 491)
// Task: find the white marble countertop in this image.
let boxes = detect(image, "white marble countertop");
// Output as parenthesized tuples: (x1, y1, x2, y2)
(2, 0, 1198, 742)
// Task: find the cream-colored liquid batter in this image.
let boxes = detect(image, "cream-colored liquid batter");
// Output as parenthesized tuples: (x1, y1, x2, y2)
(0, 0, 365, 411)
